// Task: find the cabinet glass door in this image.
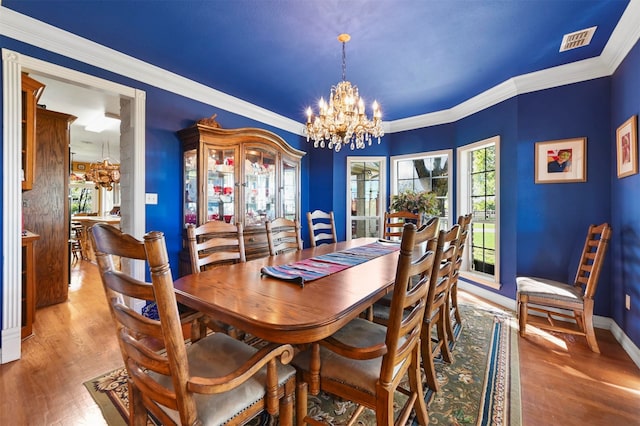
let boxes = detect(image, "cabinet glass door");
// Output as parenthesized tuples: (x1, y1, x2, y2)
(244, 147, 276, 226)
(207, 147, 236, 223)
(282, 160, 298, 220)
(184, 149, 198, 225)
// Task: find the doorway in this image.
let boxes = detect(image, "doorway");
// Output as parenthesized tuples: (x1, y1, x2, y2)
(2, 49, 146, 363)
(346, 156, 386, 240)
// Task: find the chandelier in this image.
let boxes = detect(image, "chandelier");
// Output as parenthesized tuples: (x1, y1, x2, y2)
(305, 34, 383, 152)
(84, 142, 120, 191)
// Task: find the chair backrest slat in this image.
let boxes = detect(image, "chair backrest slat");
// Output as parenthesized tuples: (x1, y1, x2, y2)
(380, 222, 438, 384)
(307, 210, 337, 246)
(266, 217, 303, 256)
(383, 211, 422, 240)
(186, 221, 246, 273)
(575, 223, 611, 299)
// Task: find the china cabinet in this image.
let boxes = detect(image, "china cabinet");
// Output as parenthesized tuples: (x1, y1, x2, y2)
(178, 120, 305, 266)
(21, 73, 46, 191)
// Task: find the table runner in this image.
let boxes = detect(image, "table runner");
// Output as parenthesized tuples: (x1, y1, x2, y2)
(260, 240, 400, 287)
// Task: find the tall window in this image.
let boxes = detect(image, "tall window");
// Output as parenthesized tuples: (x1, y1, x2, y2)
(391, 150, 453, 229)
(457, 136, 500, 288)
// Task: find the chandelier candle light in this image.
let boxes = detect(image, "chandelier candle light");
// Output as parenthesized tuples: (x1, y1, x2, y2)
(305, 34, 383, 152)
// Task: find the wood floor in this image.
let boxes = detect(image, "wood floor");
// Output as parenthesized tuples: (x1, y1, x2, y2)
(1, 261, 639, 425)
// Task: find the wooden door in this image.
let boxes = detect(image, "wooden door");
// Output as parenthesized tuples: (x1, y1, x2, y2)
(23, 108, 76, 307)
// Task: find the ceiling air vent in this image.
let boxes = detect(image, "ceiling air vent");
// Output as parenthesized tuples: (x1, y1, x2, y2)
(559, 26, 597, 52)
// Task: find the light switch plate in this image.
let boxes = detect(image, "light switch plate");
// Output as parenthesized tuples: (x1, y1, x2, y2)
(145, 193, 158, 205)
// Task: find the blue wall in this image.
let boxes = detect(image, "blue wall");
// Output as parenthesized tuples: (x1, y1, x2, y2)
(516, 79, 612, 314)
(611, 39, 640, 345)
(2, 34, 639, 351)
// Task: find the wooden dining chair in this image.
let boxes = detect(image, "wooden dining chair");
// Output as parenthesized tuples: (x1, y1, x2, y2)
(266, 218, 303, 256)
(306, 210, 337, 247)
(447, 213, 472, 342)
(422, 224, 460, 392)
(516, 223, 611, 353)
(186, 220, 246, 338)
(186, 220, 246, 273)
(383, 210, 422, 240)
(370, 216, 440, 325)
(292, 223, 437, 426)
(89, 223, 296, 426)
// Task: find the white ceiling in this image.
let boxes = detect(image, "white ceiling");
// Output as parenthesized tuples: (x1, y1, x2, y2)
(32, 74, 121, 164)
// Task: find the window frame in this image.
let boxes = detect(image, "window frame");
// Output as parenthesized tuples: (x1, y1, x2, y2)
(346, 156, 387, 240)
(390, 149, 453, 230)
(457, 135, 501, 289)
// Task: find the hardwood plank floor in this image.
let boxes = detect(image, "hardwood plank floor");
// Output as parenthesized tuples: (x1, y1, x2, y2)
(1, 261, 639, 425)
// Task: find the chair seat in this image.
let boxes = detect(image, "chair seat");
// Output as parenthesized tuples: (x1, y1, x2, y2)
(292, 318, 395, 396)
(516, 276, 584, 308)
(151, 332, 296, 425)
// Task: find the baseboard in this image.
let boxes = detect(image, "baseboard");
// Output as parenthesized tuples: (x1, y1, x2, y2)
(459, 282, 640, 369)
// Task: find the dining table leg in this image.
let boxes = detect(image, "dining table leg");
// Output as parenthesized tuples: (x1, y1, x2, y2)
(309, 342, 321, 395)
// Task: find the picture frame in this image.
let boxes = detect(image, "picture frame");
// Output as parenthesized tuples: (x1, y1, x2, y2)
(616, 115, 638, 179)
(534, 137, 586, 184)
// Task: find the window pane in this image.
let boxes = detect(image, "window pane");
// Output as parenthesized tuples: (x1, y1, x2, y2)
(392, 152, 450, 231)
(351, 218, 379, 238)
(397, 160, 415, 180)
(468, 143, 496, 278)
(472, 173, 486, 195)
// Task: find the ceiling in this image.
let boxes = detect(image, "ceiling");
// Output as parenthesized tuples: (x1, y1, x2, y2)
(33, 74, 121, 164)
(4, 1, 634, 160)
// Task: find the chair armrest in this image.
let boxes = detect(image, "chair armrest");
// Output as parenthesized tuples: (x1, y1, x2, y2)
(320, 336, 387, 360)
(187, 343, 294, 394)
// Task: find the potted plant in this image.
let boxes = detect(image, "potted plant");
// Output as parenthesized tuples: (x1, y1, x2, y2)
(390, 190, 439, 221)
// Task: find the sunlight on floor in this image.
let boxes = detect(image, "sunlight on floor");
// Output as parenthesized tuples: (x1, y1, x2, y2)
(526, 326, 569, 350)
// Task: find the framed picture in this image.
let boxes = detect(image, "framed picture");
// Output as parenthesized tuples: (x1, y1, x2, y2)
(616, 115, 638, 179)
(535, 137, 586, 184)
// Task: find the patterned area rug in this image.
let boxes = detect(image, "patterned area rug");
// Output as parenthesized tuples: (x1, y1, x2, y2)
(84, 304, 521, 425)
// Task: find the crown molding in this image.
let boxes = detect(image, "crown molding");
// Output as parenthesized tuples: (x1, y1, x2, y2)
(388, 0, 640, 132)
(600, 0, 640, 74)
(1, 3, 639, 136)
(0, 6, 303, 135)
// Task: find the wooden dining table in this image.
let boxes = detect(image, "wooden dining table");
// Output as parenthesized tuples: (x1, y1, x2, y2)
(173, 237, 401, 394)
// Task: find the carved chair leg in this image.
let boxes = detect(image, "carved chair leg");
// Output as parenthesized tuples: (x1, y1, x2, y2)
(295, 380, 308, 426)
(517, 294, 528, 337)
(279, 378, 295, 426)
(409, 345, 429, 426)
(582, 300, 600, 353)
(421, 324, 439, 392)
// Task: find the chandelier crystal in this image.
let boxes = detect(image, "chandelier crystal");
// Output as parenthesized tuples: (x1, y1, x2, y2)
(305, 34, 383, 152)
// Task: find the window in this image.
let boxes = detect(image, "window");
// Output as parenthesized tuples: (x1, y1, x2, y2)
(457, 136, 500, 288)
(347, 157, 386, 240)
(390, 150, 453, 229)
(70, 182, 98, 214)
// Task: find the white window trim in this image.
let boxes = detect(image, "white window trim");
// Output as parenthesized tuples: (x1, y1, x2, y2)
(346, 156, 387, 240)
(457, 136, 501, 290)
(390, 149, 454, 228)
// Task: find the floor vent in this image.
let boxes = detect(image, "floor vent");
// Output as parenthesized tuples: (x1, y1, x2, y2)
(559, 26, 597, 52)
